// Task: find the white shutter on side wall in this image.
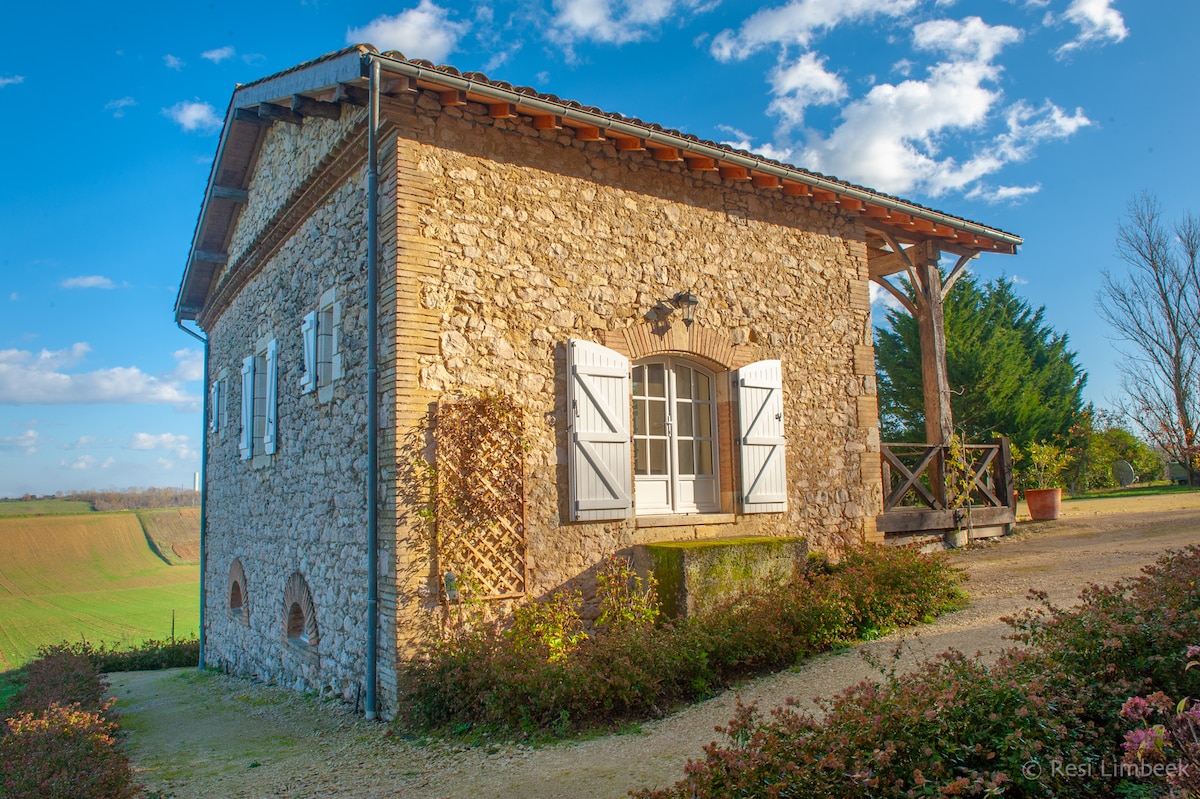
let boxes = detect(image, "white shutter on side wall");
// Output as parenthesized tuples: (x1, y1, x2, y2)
(239, 357, 254, 460)
(263, 339, 279, 455)
(301, 311, 318, 393)
(567, 339, 633, 522)
(737, 359, 788, 514)
(209, 381, 221, 434)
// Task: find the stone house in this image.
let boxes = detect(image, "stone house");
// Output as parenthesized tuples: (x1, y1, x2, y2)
(174, 45, 1020, 717)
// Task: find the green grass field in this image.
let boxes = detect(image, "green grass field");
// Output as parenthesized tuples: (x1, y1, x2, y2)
(0, 499, 94, 517)
(0, 511, 199, 671)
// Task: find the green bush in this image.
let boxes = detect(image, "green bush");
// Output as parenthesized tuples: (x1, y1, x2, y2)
(46, 635, 201, 673)
(640, 545, 1200, 798)
(398, 545, 964, 738)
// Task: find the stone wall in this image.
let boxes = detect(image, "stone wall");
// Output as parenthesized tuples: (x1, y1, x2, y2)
(203, 160, 383, 706)
(380, 90, 883, 644)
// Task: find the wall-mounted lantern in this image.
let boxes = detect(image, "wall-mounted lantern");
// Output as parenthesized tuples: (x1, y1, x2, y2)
(671, 291, 700, 326)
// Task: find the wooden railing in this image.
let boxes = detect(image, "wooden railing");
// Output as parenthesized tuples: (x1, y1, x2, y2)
(881, 438, 1015, 513)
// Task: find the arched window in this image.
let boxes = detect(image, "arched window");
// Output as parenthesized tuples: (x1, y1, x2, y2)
(632, 358, 720, 515)
(228, 558, 249, 623)
(282, 572, 319, 648)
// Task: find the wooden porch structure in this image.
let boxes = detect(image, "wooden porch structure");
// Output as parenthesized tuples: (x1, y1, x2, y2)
(867, 222, 1021, 546)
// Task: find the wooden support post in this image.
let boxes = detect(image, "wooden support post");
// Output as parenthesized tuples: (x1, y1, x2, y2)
(914, 249, 953, 447)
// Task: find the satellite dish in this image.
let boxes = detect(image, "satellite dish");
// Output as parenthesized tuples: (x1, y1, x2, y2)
(1113, 459, 1136, 487)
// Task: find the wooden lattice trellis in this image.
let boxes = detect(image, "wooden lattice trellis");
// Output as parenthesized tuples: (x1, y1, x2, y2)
(434, 395, 527, 600)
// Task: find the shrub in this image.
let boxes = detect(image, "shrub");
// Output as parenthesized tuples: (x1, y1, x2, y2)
(0, 703, 139, 799)
(398, 545, 964, 738)
(641, 545, 1200, 798)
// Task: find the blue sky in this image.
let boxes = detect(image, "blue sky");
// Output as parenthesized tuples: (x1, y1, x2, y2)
(0, 0, 1188, 496)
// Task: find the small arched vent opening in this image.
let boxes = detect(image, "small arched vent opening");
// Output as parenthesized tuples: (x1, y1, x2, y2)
(228, 558, 249, 623)
(282, 571, 319, 648)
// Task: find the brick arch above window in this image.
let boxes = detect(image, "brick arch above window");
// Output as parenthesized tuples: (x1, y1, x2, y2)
(228, 558, 249, 624)
(282, 571, 319, 648)
(607, 321, 754, 371)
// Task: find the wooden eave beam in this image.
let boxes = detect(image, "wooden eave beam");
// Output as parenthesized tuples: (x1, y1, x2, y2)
(334, 84, 368, 106)
(439, 89, 467, 107)
(719, 166, 751, 181)
(258, 102, 303, 125)
(752, 174, 782, 189)
(615, 137, 645, 151)
(838, 196, 865, 212)
(651, 147, 683, 161)
(194, 250, 229, 266)
(864, 204, 891, 219)
(291, 94, 341, 120)
(911, 218, 935, 232)
(574, 125, 605, 141)
(533, 114, 563, 130)
(233, 107, 269, 125)
(212, 185, 249, 203)
(685, 156, 718, 171)
(782, 182, 811, 197)
(812, 188, 837, 203)
(489, 102, 518, 119)
(381, 76, 415, 95)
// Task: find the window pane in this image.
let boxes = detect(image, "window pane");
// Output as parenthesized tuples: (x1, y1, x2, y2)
(697, 404, 712, 437)
(632, 365, 644, 397)
(677, 439, 695, 475)
(697, 440, 713, 475)
(696, 372, 711, 401)
(648, 400, 667, 435)
(633, 399, 646, 435)
(676, 401, 694, 436)
(676, 366, 692, 398)
(635, 439, 648, 475)
(648, 363, 666, 397)
(649, 439, 667, 475)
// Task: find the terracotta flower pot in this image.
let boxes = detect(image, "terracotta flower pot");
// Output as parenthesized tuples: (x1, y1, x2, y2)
(1025, 487, 1062, 521)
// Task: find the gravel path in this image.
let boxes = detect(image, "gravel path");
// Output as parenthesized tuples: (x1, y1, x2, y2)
(112, 493, 1200, 799)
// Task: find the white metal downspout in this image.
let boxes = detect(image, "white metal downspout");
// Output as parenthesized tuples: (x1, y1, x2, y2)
(177, 321, 208, 670)
(365, 56, 381, 721)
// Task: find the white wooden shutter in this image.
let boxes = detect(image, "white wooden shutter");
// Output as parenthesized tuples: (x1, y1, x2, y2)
(737, 359, 787, 514)
(301, 311, 317, 393)
(567, 339, 632, 521)
(239, 357, 254, 460)
(209, 380, 221, 434)
(263, 339, 279, 455)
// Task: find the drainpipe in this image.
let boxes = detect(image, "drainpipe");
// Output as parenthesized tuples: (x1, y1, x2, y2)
(177, 321, 208, 670)
(364, 56, 380, 721)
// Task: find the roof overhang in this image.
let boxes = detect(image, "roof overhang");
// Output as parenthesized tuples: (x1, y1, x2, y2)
(175, 46, 1022, 325)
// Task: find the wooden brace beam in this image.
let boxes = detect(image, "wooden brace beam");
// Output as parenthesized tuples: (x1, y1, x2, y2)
(291, 94, 341, 120)
(872, 276, 917, 316)
(334, 84, 368, 107)
(233, 107, 269, 125)
(258, 103, 303, 125)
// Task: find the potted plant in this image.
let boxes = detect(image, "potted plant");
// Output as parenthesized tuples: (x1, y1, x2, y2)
(1024, 441, 1071, 521)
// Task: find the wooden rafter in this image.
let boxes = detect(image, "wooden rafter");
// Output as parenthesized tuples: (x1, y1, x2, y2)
(291, 94, 341, 120)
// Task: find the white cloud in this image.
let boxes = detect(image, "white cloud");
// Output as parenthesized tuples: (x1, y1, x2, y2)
(767, 51, 847, 129)
(0, 76, 24, 88)
(163, 101, 222, 134)
(718, 129, 796, 163)
(60, 275, 115, 289)
(242, 53, 266, 66)
(346, 1, 469, 63)
(172, 349, 203, 382)
(101, 457, 115, 469)
(790, 17, 1088, 197)
(201, 45, 236, 63)
(1055, 0, 1128, 57)
(0, 429, 38, 456)
(67, 455, 97, 471)
(163, 54, 184, 70)
(0, 344, 200, 410)
(711, 0, 919, 62)
(130, 433, 195, 460)
(966, 183, 1043, 203)
(550, 0, 711, 48)
(65, 435, 96, 450)
(869, 282, 905, 315)
(104, 97, 136, 118)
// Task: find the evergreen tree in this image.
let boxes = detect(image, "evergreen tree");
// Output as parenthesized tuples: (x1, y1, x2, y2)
(875, 273, 1087, 448)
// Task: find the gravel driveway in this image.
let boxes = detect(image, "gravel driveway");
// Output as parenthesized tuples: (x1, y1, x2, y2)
(112, 492, 1200, 799)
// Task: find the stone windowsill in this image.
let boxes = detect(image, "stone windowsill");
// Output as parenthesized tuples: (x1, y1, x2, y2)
(635, 513, 736, 528)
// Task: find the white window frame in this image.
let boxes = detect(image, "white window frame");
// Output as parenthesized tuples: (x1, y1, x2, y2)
(302, 287, 343, 402)
(241, 336, 278, 464)
(631, 357, 721, 516)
